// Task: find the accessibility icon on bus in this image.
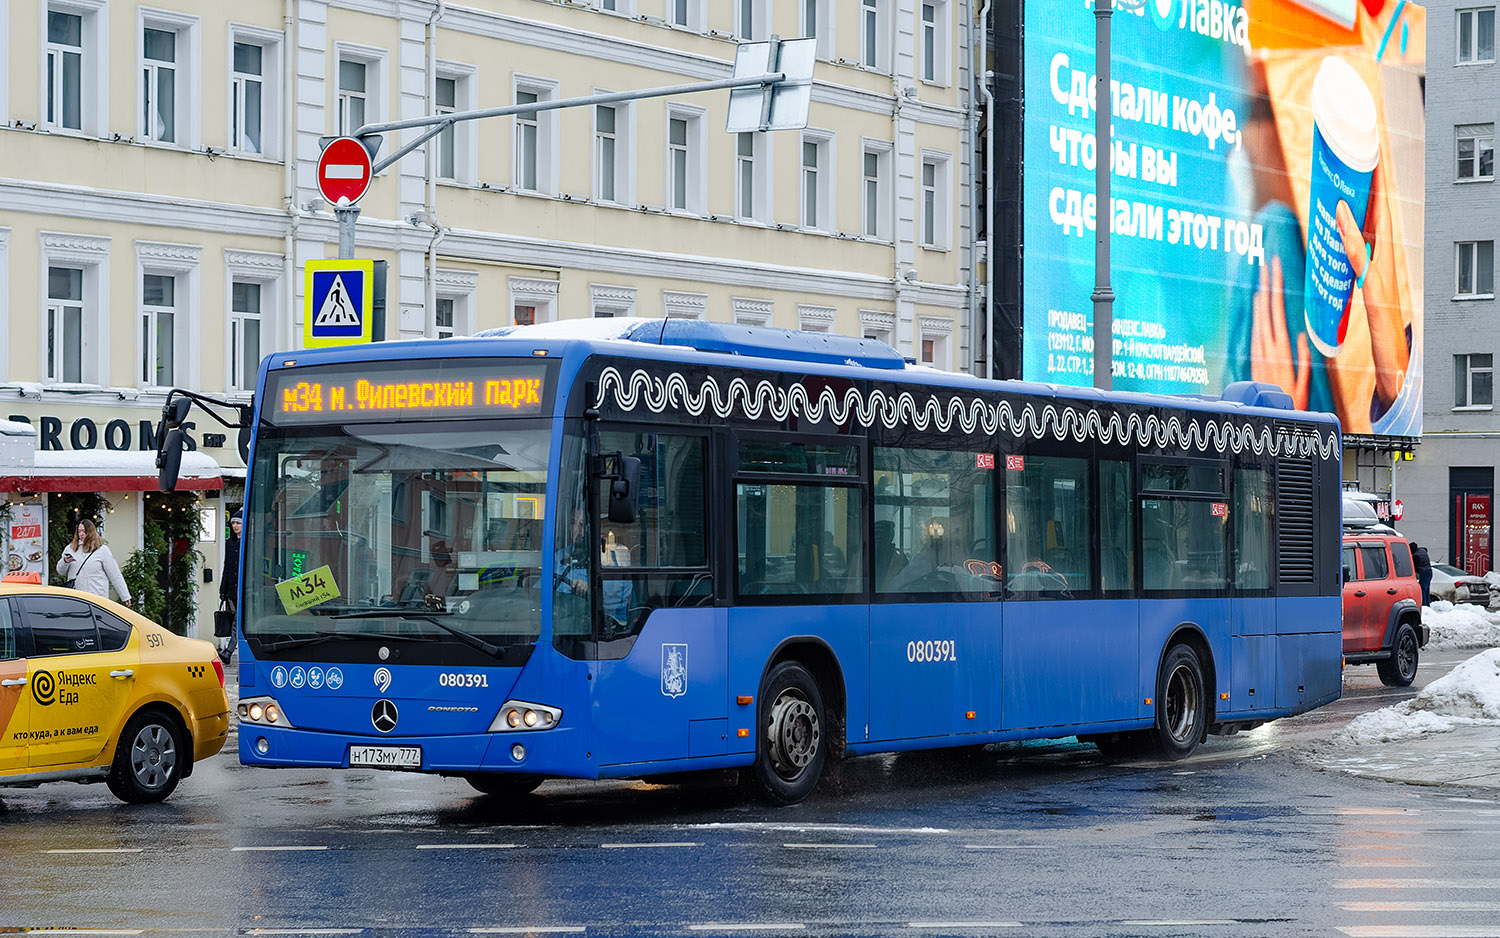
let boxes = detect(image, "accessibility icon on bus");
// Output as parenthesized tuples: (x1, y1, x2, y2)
(304, 259, 375, 348)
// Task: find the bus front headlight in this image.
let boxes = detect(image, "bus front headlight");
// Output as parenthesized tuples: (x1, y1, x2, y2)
(489, 700, 561, 732)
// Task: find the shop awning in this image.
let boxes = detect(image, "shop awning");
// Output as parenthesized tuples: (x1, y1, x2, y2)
(0, 450, 222, 492)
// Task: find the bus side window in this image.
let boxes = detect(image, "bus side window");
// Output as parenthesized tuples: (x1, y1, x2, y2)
(872, 445, 997, 597)
(1100, 460, 1133, 592)
(1005, 455, 1092, 597)
(1234, 466, 1272, 590)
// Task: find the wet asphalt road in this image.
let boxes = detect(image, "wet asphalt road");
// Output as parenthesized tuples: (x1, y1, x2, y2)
(3, 652, 1499, 938)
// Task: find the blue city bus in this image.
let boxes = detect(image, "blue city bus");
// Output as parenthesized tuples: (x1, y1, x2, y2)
(164, 319, 1343, 804)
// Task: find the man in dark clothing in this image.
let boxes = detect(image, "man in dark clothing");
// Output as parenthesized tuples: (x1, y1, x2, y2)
(1410, 541, 1432, 606)
(218, 513, 242, 661)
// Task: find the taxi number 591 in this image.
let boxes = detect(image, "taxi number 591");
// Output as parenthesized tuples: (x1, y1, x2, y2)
(907, 640, 957, 663)
(439, 673, 489, 688)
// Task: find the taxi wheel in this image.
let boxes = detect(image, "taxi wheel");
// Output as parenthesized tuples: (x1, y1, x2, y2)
(106, 710, 185, 804)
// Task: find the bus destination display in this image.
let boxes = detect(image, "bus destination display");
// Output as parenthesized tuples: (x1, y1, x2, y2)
(266, 361, 552, 424)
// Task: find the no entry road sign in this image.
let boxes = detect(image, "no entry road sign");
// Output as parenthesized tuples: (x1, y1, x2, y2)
(317, 137, 373, 205)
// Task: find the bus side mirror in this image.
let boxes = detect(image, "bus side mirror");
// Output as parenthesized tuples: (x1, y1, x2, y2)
(165, 396, 192, 428)
(157, 427, 186, 492)
(608, 456, 642, 525)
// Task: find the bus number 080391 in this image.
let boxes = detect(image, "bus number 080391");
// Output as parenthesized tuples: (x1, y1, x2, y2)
(907, 640, 957, 663)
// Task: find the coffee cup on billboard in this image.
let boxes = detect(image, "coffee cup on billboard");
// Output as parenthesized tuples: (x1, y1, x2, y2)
(1303, 56, 1380, 357)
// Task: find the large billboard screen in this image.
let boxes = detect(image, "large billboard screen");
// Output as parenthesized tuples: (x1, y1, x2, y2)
(1022, 0, 1425, 437)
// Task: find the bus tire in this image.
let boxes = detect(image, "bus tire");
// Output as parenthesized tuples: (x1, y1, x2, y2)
(1377, 623, 1420, 687)
(747, 661, 828, 806)
(106, 709, 185, 804)
(1154, 643, 1206, 761)
(463, 773, 543, 797)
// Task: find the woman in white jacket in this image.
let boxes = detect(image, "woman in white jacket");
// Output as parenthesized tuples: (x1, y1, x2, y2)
(56, 519, 132, 605)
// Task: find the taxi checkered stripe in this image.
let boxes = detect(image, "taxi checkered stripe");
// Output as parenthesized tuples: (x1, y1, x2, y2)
(187, 665, 206, 678)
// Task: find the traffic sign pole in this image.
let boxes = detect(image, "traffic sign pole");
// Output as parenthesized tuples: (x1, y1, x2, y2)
(335, 200, 359, 259)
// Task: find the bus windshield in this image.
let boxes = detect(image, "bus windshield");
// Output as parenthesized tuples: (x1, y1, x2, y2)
(243, 421, 550, 659)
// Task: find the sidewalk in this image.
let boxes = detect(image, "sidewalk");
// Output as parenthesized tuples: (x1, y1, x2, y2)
(1310, 724, 1500, 789)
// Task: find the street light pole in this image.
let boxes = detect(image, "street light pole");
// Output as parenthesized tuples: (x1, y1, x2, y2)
(1092, 0, 1114, 391)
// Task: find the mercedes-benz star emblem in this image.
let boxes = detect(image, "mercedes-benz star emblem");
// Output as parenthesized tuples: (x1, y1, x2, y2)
(371, 699, 399, 734)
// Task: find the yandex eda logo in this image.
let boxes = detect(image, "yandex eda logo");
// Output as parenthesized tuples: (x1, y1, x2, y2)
(31, 669, 95, 706)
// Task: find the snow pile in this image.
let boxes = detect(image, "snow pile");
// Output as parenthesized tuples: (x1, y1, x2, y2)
(1424, 601, 1500, 650)
(1339, 648, 1500, 744)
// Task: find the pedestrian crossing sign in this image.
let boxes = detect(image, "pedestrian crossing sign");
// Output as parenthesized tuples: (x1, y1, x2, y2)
(304, 259, 375, 348)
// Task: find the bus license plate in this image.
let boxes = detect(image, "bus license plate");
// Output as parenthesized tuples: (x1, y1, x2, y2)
(349, 745, 422, 769)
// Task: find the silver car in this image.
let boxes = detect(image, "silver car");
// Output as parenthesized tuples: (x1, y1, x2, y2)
(1430, 562, 1491, 605)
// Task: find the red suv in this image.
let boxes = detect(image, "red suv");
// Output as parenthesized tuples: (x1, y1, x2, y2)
(1341, 532, 1428, 686)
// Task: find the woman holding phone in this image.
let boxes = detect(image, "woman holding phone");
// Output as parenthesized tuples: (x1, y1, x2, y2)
(57, 518, 132, 606)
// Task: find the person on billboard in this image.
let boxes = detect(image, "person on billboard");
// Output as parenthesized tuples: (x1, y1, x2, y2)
(57, 519, 131, 606)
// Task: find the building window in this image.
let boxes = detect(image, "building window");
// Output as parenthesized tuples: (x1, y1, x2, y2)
(46, 266, 85, 384)
(803, 0, 831, 58)
(510, 277, 558, 325)
(667, 0, 702, 29)
(1458, 124, 1495, 180)
(591, 284, 637, 318)
(666, 107, 704, 214)
(230, 281, 262, 391)
(513, 305, 536, 327)
(435, 77, 457, 180)
(798, 304, 835, 333)
(1456, 354, 1494, 408)
(599, 0, 634, 11)
(735, 132, 770, 222)
(515, 90, 538, 190)
(861, 0, 889, 70)
(142, 28, 178, 143)
(46, 10, 84, 130)
(737, 0, 766, 38)
(1458, 240, 1496, 296)
(801, 134, 832, 231)
(338, 59, 367, 135)
(920, 153, 950, 249)
(920, 319, 953, 370)
(140, 273, 177, 387)
(435, 297, 456, 338)
(513, 79, 557, 194)
(920, 1, 949, 84)
(862, 143, 891, 239)
(232, 42, 264, 154)
(664, 290, 707, 319)
(733, 297, 773, 326)
(432, 68, 476, 184)
(859, 310, 894, 346)
(595, 102, 633, 204)
(1458, 7, 1496, 63)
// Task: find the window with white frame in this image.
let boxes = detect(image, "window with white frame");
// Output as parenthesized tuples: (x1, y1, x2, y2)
(45, 9, 85, 131)
(801, 133, 832, 230)
(230, 281, 262, 391)
(664, 290, 707, 319)
(1458, 124, 1495, 180)
(1458, 240, 1496, 296)
(140, 273, 178, 386)
(1458, 7, 1496, 63)
(919, 319, 952, 369)
(46, 266, 86, 384)
(733, 297, 773, 326)
(231, 40, 265, 154)
(436, 77, 458, 180)
(435, 297, 457, 338)
(798, 304, 835, 333)
(142, 28, 177, 142)
(136, 241, 200, 390)
(666, 106, 705, 214)
(860, 0, 890, 70)
(920, 153, 951, 249)
(737, 0, 768, 38)
(920, 0, 949, 84)
(862, 142, 891, 239)
(431, 67, 475, 184)
(859, 310, 894, 346)
(513, 78, 557, 194)
(510, 277, 557, 325)
(667, 0, 703, 29)
(337, 59, 367, 135)
(802, 0, 832, 58)
(41, 231, 109, 386)
(1455, 354, 1493, 407)
(433, 269, 477, 336)
(591, 284, 637, 318)
(598, 0, 634, 12)
(595, 101, 633, 204)
(735, 132, 771, 222)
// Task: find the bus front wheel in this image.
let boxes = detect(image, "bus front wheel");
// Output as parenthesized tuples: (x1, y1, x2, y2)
(747, 662, 828, 806)
(1155, 643, 1207, 760)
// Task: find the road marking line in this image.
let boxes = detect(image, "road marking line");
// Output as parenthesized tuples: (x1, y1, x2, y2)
(416, 844, 519, 850)
(908, 922, 1023, 929)
(245, 931, 365, 936)
(1334, 879, 1500, 889)
(44, 848, 144, 854)
(231, 846, 330, 852)
(782, 843, 876, 849)
(1120, 921, 1236, 927)
(687, 925, 806, 932)
(1336, 928, 1500, 937)
(467, 929, 585, 935)
(964, 844, 1048, 850)
(599, 842, 699, 849)
(1342, 902, 1500, 912)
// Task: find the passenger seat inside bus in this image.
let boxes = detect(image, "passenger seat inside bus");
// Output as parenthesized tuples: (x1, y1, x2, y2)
(1143, 538, 1181, 590)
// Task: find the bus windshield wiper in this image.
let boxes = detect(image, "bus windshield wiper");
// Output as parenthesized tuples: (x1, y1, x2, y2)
(331, 610, 508, 661)
(257, 628, 429, 653)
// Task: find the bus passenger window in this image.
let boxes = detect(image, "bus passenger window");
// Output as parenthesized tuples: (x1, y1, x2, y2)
(1234, 467, 1271, 590)
(736, 484, 863, 598)
(1005, 455, 1092, 597)
(1142, 498, 1228, 591)
(873, 446, 997, 596)
(1100, 461, 1133, 592)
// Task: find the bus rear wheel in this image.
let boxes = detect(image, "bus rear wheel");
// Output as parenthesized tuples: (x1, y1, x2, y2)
(463, 773, 542, 797)
(746, 662, 828, 806)
(1155, 643, 1206, 761)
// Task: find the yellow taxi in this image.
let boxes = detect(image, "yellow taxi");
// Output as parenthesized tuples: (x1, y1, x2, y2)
(0, 581, 230, 803)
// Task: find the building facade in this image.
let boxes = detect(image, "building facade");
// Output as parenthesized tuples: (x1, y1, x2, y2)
(1, 0, 985, 635)
(1394, 0, 1497, 570)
